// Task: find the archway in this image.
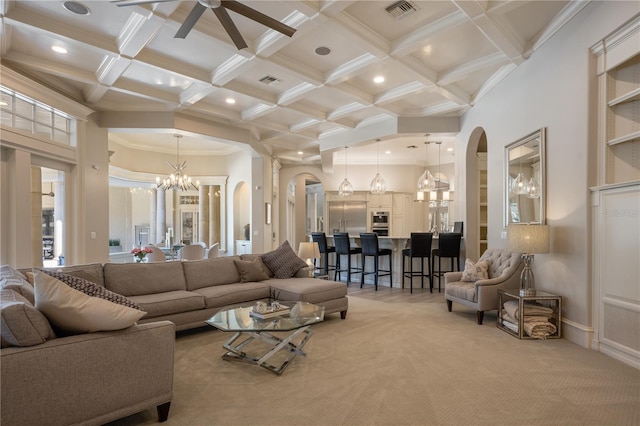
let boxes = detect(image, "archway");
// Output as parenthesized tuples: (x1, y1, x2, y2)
(465, 127, 488, 261)
(286, 172, 324, 252)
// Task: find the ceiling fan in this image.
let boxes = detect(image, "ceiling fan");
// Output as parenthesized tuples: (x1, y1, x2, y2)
(112, 0, 296, 50)
(42, 183, 55, 197)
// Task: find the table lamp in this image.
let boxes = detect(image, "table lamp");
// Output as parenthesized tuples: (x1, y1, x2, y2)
(298, 242, 320, 277)
(507, 223, 550, 296)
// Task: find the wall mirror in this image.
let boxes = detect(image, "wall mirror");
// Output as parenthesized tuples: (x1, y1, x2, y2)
(504, 128, 546, 226)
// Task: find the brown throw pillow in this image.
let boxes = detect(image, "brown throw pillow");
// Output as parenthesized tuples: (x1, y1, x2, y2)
(234, 259, 270, 283)
(261, 240, 308, 279)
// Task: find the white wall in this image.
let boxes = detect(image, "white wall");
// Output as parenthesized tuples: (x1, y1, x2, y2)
(455, 2, 639, 345)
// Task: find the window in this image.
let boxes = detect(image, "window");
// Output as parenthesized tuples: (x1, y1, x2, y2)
(0, 86, 73, 145)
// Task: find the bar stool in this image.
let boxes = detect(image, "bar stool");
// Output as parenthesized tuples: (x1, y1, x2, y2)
(311, 232, 336, 277)
(333, 233, 362, 286)
(359, 233, 392, 291)
(402, 232, 433, 293)
(431, 233, 462, 292)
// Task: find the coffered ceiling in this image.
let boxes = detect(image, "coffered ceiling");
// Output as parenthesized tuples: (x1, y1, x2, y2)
(0, 0, 588, 167)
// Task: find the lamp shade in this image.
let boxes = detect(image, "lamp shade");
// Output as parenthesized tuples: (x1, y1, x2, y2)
(298, 242, 320, 260)
(507, 224, 550, 254)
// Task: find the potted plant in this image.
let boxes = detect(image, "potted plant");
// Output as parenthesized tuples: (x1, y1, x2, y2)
(109, 239, 122, 253)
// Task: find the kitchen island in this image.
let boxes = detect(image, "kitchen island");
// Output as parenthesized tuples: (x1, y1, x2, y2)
(325, 234, 465, 290)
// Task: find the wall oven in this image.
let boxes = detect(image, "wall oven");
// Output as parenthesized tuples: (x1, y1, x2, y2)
(371, 211, 390, 236)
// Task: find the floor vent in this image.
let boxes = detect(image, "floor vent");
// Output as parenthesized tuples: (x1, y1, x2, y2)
(258, 75, 281, 85)
(385, 1, 418, 20)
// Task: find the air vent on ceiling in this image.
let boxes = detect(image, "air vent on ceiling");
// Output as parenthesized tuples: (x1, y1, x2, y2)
(258, 75, 281, 86)
(385, 1, 418, 20)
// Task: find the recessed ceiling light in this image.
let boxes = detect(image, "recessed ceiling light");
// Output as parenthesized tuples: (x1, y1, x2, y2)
(0, 101, 8, 107)
(373, 75, 385, 84)
(62, 1, 90, 15)
(225, 98, 236, 104)
(315, 46, 331, 56)
(51, 46, 68, 54)
(447, 147, 453, 152)
(298, 151, 303, 155)
(385, 150, 391, 155)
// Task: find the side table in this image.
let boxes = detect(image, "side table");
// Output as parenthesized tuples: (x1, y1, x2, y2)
(497, 289, 562, 339)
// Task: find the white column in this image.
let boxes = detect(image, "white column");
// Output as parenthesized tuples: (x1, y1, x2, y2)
(209, 186, 217, 244)
(156, 189, 166, 246)
(53, 179, 65, 261)
(199, 185, 209, 246)
(150, 189, 157, 244)
(31, 167, 43, 267)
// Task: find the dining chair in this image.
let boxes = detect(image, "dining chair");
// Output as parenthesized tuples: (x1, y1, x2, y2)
(145, 246, 167, 262)
(359, 233, 392, 291)
(402, 232, 433, 293)
(178, 244, 205, 261)
(431, 233, 462, 292)
(333, 233, 362, 286)
(207, 243, 220, 258)
(453, 221, 464, 234)
(311, 232, 336, 277)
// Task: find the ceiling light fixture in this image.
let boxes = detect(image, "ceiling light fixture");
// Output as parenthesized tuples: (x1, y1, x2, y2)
(370, 139, 386, 195)
(156, 134, 199, 191)
(51, 46, 68, 54)
(225, 98, 236, 104)
(417, 137, 436, 193)
(373, 76, 385, 84)
(338, 146, 353, 197)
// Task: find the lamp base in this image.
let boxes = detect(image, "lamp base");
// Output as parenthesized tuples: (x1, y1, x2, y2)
(519, 254, 536, 296)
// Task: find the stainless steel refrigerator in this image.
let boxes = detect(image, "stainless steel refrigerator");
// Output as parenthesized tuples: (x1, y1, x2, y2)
(328, 201, 367, 235)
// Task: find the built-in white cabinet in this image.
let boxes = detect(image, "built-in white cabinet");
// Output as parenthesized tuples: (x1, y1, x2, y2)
(236, 240, 252, 255)
(367, 193, 393, 209)
(591, 16, 640, 368)
(391, 193, 412, 236)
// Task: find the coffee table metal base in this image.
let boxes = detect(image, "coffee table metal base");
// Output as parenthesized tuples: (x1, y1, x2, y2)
(221, 326, 314, 375)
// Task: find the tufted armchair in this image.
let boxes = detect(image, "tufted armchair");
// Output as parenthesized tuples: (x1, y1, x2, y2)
(444, 248, 523, 324)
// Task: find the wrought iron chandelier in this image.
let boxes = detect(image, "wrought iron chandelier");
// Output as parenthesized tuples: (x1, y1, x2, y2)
(156, 134, 199, 191)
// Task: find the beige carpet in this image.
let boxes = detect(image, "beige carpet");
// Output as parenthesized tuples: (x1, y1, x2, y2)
(110, 295, 640, 426)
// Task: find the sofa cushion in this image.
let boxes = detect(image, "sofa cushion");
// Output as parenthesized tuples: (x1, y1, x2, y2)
(34, 271, 146, 334)
(193, 282, 271, 309)
(128, 290, 205, 319)
(234, 258, 270, 283)
(460, 259, 489, 282)
(182, 256, 242, 290)
(0, 289, 56, 348)
(51, 263, 106, 287)
(1, 265, 35, 304)
(240, 254, 274, 277)
(261, 240, 308, 279)
(267, 278, 347, 304)
(103, 261, 187, 296)
(444, 281, 476, 302)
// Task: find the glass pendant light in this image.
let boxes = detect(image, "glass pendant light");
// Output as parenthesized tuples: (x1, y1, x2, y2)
(338, 146, 353, 197)
(370, 139, 386, 194)
(526, 177, 541, 199)
(417, 141, 436, 192)
(512, 172, 527, 195)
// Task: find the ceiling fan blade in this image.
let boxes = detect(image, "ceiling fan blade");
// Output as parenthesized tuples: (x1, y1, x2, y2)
(175, 2, 207, 39)
(112, 0, 175, 7)
(223, 0, 296, 38)
(213, 6, 248, 49)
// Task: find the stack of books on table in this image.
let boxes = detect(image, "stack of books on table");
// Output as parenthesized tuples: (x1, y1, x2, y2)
(250, 306, 290, 319)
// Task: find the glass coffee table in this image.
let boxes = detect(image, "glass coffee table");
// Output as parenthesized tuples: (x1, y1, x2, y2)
(206, 302, 325, 375)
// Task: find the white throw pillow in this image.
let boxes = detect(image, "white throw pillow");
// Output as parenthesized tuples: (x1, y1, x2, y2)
(460, 259, 489, 282)
(34, 271, 146, 334)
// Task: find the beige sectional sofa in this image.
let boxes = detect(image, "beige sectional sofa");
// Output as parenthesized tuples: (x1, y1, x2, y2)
(1, 253, 348, 425)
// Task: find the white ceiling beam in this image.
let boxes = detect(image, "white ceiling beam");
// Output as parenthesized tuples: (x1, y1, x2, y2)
(391, 10, 469, 56)
(438, 52, 508, 86)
